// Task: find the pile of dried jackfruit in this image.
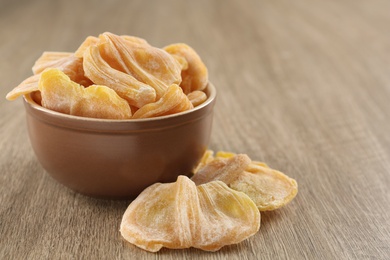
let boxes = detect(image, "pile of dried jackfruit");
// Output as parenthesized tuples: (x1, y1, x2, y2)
(6, 32, 208, 119)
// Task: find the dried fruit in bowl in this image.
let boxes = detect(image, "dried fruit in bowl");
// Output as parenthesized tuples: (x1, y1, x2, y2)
(164, 43, 208, 94)
(39, 68, 131, 119)
(6, 54, 92, 101)
(120, 175, 260, 252)
(97, 32, 182, 99)
(187, 90, 207, 107)
(132, 84, 193, 119)
(6, 32, 210, 119)
(83, 44, 156, 108)
(192, 151, 298, 211)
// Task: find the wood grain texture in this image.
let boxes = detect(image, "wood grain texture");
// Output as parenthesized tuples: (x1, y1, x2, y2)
(1, 0, 390, 259)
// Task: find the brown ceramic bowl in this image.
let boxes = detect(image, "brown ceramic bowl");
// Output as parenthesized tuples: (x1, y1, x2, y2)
(23, 84, 216, 199)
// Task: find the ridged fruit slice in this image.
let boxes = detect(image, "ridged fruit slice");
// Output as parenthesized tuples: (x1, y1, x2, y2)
(39, 68, 131, 119)
(192, 151, 298, 211)
(120, 175, 260, 252)
(164, 43, 208, 94)
(132, 84, 193, 119)
(83, 44, 156, 108)
(6, 54, 92, 100)
(99, 32, 182, 99)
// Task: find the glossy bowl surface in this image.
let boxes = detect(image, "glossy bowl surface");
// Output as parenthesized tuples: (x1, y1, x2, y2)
(23, 84, 216, 199)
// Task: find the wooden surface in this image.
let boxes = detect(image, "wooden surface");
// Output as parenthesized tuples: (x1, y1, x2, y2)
(1, 0, 390, 259)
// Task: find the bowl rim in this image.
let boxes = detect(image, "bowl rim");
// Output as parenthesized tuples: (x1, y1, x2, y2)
(23, 83, 217, 132)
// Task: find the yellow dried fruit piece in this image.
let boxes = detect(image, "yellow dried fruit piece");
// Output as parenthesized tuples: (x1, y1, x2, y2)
(83, 44, 156, 108)
(191, 154, 251, 186)
(193, 149, 214, 174)
(164, 43, 208, 94)
(75, 35, 148, 59)
(132, 84, 193, 119)
(187, 90, 207, 107)
(246, 160, 270, 170)
(215, 151, 270, 169)
(120, 175, 260, 252)
(6, 74, 41, 101)
(6, 54, 93, 101)
(215, 151, 235, 159)
(39, 68, 131, 119)
(192, 150, 298, 211)
(32, 53, 93, 87)
(215, 151, 269, 168)
(230, 164, 298, 211)
(170, 54, 188, 70)
(98, 32, 182, 99)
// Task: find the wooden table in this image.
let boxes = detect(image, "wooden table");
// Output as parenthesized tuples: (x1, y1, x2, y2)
(1, 0, 389, 259)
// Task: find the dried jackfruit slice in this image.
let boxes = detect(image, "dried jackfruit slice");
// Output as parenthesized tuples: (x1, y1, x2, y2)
(230, 165, 298, 211)
(39, 68, 131, 119)
(83, 44, 156, 108)
(132, 84, 193, 119)
(75, 35, 148, 59)
(193, 149, 214, 174)
(98, 32, 182, 99)
(120, 175, 260, 252)
(6, 74, 41, 101)
(187, 90, 207, 107)
(192, 151, 298, 211)
(39, 54, 93, 87)
(171, 54, 188, 70)
(6, 54, 92, 101)
(196, 181, 260, 251)
(215, 151, 270, 169)
(164, 43, 208, 94)
(191, 154, 251, 186)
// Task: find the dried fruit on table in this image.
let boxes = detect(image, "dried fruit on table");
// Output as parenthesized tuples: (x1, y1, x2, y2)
(229, 162, 298, 211)
(164, 43, 208, 94)
(191, 154, 251, 186)
(187, 90, 207, 107)
(98, 32, 182, 99)
(132, 84, 193, 119)
(120, 175, 260, 252)
(215, 151, 270, 169)
(83, 44, 156, 108)
(39, 68, 131, 119)
(193, 149, 215, 174)
(215, 151, 269, 168)
(215, 151, 235, 159)
(192, 151, 298, 211)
